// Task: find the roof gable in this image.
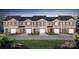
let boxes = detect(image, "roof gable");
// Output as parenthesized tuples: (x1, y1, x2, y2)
(21, 17, 32, 21)
(5, 16, 21, 21)
(9, 18, 18, 22)
(53, 19, 60, 21)
(38, 18, 47, 21)
(32, 16, 46, 21)
(67, 18, 75, 21)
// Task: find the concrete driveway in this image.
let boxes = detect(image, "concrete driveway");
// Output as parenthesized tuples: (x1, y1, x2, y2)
(11, 33, 74, 40)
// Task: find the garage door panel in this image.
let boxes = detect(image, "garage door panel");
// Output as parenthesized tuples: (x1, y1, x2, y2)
(69, 29, 74, 33)
(40, 29, 45, 33)
(11, 29, 16, 34)
(26, 29, 31, 34)
(54, 29, 59, 34)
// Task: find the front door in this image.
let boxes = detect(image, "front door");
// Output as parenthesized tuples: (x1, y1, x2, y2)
(47, 26, 53, 33)
(20, 28, 25, 33)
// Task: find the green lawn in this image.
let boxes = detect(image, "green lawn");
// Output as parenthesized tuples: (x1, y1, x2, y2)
(16, 40, 71, 49)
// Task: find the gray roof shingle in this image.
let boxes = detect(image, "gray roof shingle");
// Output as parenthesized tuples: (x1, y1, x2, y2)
(5, 16, 73, 21)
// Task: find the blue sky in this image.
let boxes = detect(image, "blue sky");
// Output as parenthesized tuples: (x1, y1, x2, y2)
(0, 9, 79, 16)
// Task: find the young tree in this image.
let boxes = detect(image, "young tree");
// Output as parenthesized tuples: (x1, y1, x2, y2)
(0, 16, 5, 33)
(0, 36, 11, 48)
(75, 15, 79, 32)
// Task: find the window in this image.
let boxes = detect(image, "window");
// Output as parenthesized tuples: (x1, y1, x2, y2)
(69, 22, 73, 26)
(72, 22, 74, 26)
(25, 22, 27, 25)
(71, 22, 74, 26)
(33, 22, 36, 26)
(55, 22, 59, 26)
(10, 22, 13, 26)
(39, 22, 42, 26)
(41, 22, 43, 25)
(14, 22, 17, 26)
(52, 22, 53, 25)
(48, 22, 52, 26)
(7, 22, 9, 26)
(3, 22, 6, 26)
(39, 22, 45, 26)
(36, 22, 38, 26)
(69, 22, 70, 26)
(43, 22, 46, 26)
(19, 21, 24, 26)
(70, 22, 73, 25)
(27, 22, 30, 25)
(65, 22, 66, 26)
(5, 28, 8, 32)
(62, 22, 65, 25)
(62, 22, 66, 26)
(49, 22, 51, 25)
(33, 22, 38, 26)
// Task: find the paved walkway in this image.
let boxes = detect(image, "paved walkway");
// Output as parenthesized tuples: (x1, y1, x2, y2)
(11, 34, 74, 40)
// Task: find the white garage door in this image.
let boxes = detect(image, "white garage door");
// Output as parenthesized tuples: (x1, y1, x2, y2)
(54, 29, 59, 34)
(26, 29, 31, 34)
(69, 29, 74, 33)
(11, 29, 16, 34)
(40, 29, 45, 33)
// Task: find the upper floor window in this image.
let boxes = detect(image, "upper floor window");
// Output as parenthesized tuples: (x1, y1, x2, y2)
(36, 22, 38, 26)
(33, 22, 38, 26)
(48, 22, 52, 26)
(39, 22, 42, 26)
(7, 22, 9, 26)
(5, 28, 8, 32)
(39, 22, 45, 26)
(48, 22, 51, 25)
(41, 22, 44, 25)
(3, 22, 6, 26)
(72, 22, 75, 26)
(25, 22, 27, 25)
(14, 22, 17, 26)
(69, 22, 73, 26)
(19, 21, 24, 26)
(62, 22, 66, 26)
(9, 21, 17, 26)
(27, 22, 31, 25)
(10, 22, 13, 26)
(43, 22, 46, 26)
(55, 22, 59, 26)
(62, 22, 65, 25)
(33, 22, 36, 25)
